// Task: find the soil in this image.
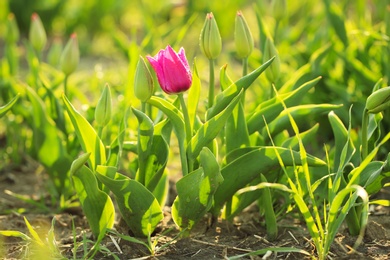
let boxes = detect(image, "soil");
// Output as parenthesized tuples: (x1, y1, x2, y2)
(0, 161, 389, 260)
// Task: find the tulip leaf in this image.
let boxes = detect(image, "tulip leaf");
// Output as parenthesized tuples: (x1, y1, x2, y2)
(280, 123, 319, 149)
(219, 64, 233, 91)
(0, 93, 19, 118)
(71, 165, 115, 238)
(225, 101, 250, 162)
(212, 146, 326, 215)
(188, 89, 244, 160)
(96, 172, 163, 237)
(348, 161, 386, 192)
(328, 111, 355, 174)
(172, 147, 223, 231)
(206, 57, 275, 120)
(26, 87, 72, 196)
(63, 94, 106, 170)
(188, 60, 201, 131)
(247, 77, 322, 134)
(107, 108, 128, 168)
(266, 104, 343, 137)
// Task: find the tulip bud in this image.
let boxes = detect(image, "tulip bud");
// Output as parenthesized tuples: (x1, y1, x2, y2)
(272, 0, 287, 22)
(366, 86, 390, 113)
(263, 37, 280, 83)
(48, 38, 63, 67)
(235, 11, 254, 58)
(6, 13, 19, 44)
(29, 13, 47, 53)
(199, 12, 222, 60)
(95, 84, 112, 127)
(60, 33, 79, 76)
(134, 56, 154, 101)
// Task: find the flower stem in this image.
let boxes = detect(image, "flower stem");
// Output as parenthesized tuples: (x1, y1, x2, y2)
(242, 57, 248, 76)
(64, 75, 69, 97)
(208, 59, 215, 108)
(361, 109, 369, 161)
(178, 93, 193, 174)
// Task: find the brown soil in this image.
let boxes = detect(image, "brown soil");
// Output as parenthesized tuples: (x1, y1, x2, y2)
(0, 163, 389, 260)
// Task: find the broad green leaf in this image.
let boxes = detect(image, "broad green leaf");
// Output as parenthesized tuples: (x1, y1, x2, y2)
(328, 111, 355, 174)
(96, 172, 163, 237)
(188, 90, 244, 160)
(71, 165, 115, 237)
(96, 165, 119, 194)
(324, 185, 368, 255)
(366, 170, 390, 195)
(206, 57, 275, 120)
(107, 108, 128, 168)
(26, 87, 72, 196)
(280, 123, 319, 149)
(259, 174, 277, 240)
(144, 135, 169, 193)
(266, 104, 342, 137)
(132, 107, 154, 185)
(0, 93, 19, 118)
(152, 169, 169, 208)
(63, 94, 106, 170)
(348, 161, 385, 191)
(247, 77, 322, 134)
(212, 147, 326, 215)
(225, 101, 250, 162)
(172, 147, 222, 231)
(188, 60, 201, 131)
(219, 64, 233, 91)
(323, 0, 349, 47)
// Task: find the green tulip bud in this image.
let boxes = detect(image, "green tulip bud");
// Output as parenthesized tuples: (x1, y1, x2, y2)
(272, 0, 287, 22)
(134, 56, 154, 101)
(263, 37, 280, 83)
(366, 86, 390, 113)
(6, 13, 20, 44)
(199, 12, 222, 60)
(48, 38, 63, 67)
(60, 33, 79, 76)
(95, 84, 112, 127)
(29, 13, 47, 53)
(235, 11, 254, 59)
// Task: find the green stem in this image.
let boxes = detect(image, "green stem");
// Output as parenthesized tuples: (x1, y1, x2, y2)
(361, 109, 369, 161)
(242, 57, 248, 76)
(178, 93, 192, 174)
(274, 20, 280, 44)
(208, 59, 215, 108)
(141, 102, 146, 113)
(97, 126, 103, 140)
(241, 58, 248, 106)
(64, 75, 69, 98)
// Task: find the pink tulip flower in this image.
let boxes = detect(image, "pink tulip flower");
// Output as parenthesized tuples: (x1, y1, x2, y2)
(146, 45, 192, 94)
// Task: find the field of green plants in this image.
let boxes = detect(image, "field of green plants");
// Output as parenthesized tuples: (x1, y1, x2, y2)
(0, 0, 389, 259)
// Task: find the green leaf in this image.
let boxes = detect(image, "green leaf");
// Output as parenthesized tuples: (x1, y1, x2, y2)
(212, 147, 326, 215)
(266, 104, 342, 137)
(206, 57, 275, 120)
(71, 165, 115, 237)
(280, 123, 319, 149)
(188, 60, 201, 131)
(348, 161, 385, 191)
(0, 93, 19, 118)
(132, 107, 154, 185)
(0, 230, 31, 241)
(188, 90, 244, 160)
(225, 101, 250, 162)
(219, 64, 233, 91)
(63, 94, 106, 170)
(24, 217, 44, 246)
(172, 147, 222, 231)
(96, 172, 163, 237)
(328, 111, 355, 174)
(247, 77, 322, 134)
(323, 0, 349, 47)
(26, 87, 72, 196)
(107, 108, 128, 168)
